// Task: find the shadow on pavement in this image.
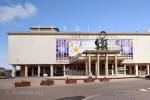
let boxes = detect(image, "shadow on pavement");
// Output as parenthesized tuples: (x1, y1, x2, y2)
(55, 96, 85, 100)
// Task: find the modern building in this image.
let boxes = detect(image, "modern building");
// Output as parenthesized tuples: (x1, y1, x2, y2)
(8, 27, 150, 78)
(0, 67, 5, 74)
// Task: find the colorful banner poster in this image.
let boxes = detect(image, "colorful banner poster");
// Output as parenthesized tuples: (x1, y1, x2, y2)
(56, 39, 133, 60)
(120, 39, 133, 58)
(68, 39, 81, 57)
(56, 40, 69, 60)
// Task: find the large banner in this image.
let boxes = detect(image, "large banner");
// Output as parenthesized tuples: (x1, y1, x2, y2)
(56, 39, 82, 60)
(120, 39, 133, 59)
(68, 40, 81, 57)
(56, 40, 69, 60)
(56, 39, 133, 60)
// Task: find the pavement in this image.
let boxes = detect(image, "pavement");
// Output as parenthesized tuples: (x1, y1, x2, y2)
(0, 78, 150, 100)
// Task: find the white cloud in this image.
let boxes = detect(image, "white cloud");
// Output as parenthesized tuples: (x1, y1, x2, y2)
(0, 2, 37, 23)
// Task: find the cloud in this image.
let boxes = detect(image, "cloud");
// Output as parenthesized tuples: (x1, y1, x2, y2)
(0, 2, 37, 23)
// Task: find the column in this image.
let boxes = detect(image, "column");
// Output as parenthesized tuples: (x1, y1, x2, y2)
(88, 53, 91, 75)
(63, 64, 66, 76)
(50, 64, 53, 77)
(38, 65, 40, 77)
(112, 64, 114, 76)
(105, 54, 109, 76)
(32, 67, 34, 76)
(97, 54, 100, 76)
(139, 66, 141, 75)
(85, 60, 88, 75)
(12, 65, 16, 77)
(124, 64, 126, 75)
(147, 64, 150, 75)
(115, 54, 118, 75)
(129, 66, 132, 75)
(43, 67, 45, 74)
(25, 65, 28, 77)
(95, 61, 97, 76)
(135, 64, 139, 76)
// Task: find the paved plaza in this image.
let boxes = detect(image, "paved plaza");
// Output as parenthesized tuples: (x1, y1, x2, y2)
(0, 78, 150, 100)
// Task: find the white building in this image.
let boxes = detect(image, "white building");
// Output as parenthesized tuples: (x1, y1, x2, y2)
(8, 27, 150, 78)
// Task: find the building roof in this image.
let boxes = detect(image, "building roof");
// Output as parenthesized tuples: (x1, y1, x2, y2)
(0, 67, 5, 69)
(8, 31, 150, 35)
(30, 26, 59, 32)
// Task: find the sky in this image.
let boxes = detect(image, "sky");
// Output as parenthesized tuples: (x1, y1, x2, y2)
(1, 0, 150, 69)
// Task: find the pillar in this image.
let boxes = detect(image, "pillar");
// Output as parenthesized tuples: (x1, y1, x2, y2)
(97, 54, 100, 76)
(85, 60, 88, 75)
(112, 64, 114, 76)
(135, 64, 139, 76)
(95, 61, 97, 76)
(12, 65, 16, 77)
(138, 66, 141, 75)
(38, 65, 40, 77)
(147, 64, 150, 75)
(129, 66, 132, 75)
(43, 67, 45, 74)
(124, 64, 126, 75)
(105, 54, 109, 76)
(25, 65, 28, 77)
(88, 53, 91, 74)
(63, 64, 66, 76)
(50, 64, 53, 77)
(32, 67, 34, 76)
(115, 54, 118, 75)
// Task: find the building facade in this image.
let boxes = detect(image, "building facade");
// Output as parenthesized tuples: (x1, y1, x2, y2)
(8, 27, 150, 78)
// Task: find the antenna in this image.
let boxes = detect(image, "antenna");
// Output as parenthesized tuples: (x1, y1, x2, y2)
(63, 26, 67, 31)
(99, 27, 101, 32)
(87, 26, 90, 32)
(135, 27, 138, 32)
(109, 26, 113, 32)
(146, 29, 150, 32)
(75, 26, 80, 32)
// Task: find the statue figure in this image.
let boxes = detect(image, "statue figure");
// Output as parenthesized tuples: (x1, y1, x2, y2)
(95, 38, 100, 50)
(95, 31, 108, 50)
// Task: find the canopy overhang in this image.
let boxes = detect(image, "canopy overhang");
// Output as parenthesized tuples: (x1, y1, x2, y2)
(69, 50, 124, 64)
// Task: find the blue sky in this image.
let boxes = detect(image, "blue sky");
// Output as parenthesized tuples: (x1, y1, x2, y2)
(1, 0, 150, 69)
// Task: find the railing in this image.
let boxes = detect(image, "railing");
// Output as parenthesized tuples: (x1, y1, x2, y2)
(139, 71, 146, 75)
(66, 70, 85, 76)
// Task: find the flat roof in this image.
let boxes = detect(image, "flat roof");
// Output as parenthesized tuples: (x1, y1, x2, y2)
(69, 54, 124, 64)
(0, 67, 5, 69)
(30, 26, 59, 32)
(8, 31, 150, 35)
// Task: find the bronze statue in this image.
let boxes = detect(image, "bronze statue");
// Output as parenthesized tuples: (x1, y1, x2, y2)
(95, 31, 108, 50)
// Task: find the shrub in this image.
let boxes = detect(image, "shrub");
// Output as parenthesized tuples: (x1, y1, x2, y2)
(99, 77, 110, 82)
(40, 79, 54, 86)
(84, 77, 95, 83)
(14, 81, 30, 87)
(65, 79, 77, 84)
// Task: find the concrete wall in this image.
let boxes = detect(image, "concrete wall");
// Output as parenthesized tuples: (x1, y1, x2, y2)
(8, 33, 150, 64)
(112, 35, 150, 64)
(9, 35, 59, 64)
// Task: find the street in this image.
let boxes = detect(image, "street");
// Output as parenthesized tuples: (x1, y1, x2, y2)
(0, 78, 150, 100)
